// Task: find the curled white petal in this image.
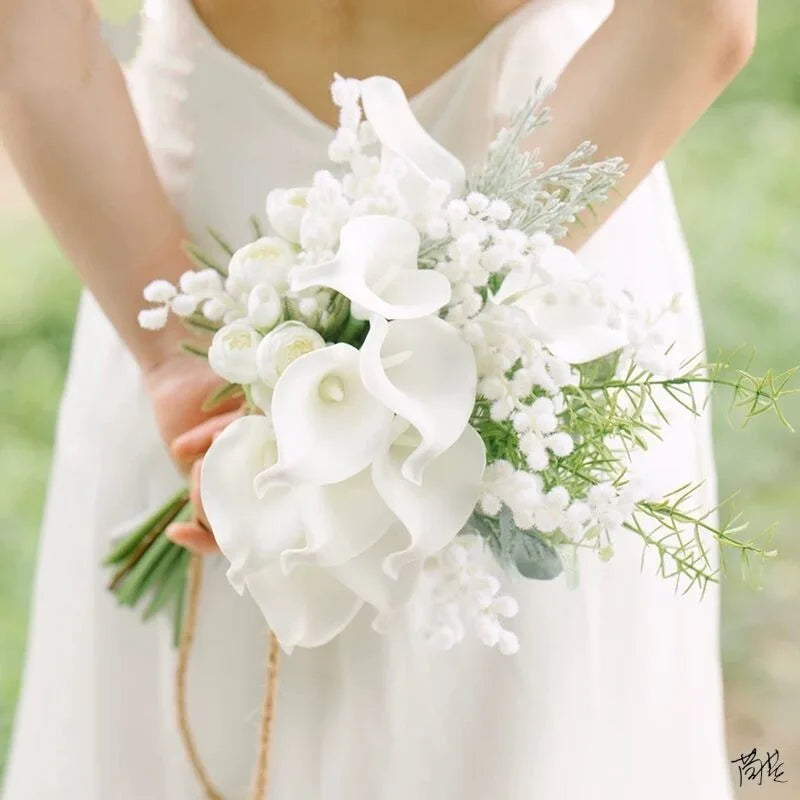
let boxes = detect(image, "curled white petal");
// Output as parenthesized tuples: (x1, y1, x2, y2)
(359, 76, 466, 199)
(245, 562, 363, 653)
(255, 343, 393, 492)
(360, 315, 477, 483)
(280, 468, 395, 573)
(290, 215, 450, 320)
(372, 424, 485, 579)
(514, 282, 628, 364)
(328, 523, 422, 630)
(200, 415, 303, 593)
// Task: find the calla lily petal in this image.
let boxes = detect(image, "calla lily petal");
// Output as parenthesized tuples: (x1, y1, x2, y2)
(360, 76, 466, 198)
(280, 468, 395, 573)
(372, 424, 486, 580)
(200, 415, 303, 593)
(245, 562, 363, 653)
(492, 245, 587, 305)
(514, 281, 628, 364)
(329, 522, 422, 624)
(360, 315, 477, 484)
(290, 215, 451, 320)
(255, 343, 393, 493)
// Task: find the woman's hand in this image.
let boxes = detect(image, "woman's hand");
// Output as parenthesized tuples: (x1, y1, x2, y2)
(144, 352, 242, 554)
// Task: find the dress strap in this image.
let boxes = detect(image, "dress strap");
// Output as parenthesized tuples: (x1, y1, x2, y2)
(492, 0, 613, 118)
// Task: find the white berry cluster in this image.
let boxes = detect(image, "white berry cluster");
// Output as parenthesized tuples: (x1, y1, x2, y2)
(418, 536, 521, 656)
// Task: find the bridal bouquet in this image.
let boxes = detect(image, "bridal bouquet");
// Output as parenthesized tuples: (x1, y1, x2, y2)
(105, 75, 793, 654)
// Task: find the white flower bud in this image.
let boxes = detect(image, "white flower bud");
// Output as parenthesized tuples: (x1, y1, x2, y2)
(492, 595, 519, 618)
(208, 321, 262, 384)
(170, 293, 198, 317)
(179, 268, 222, 299)
(137, 305, 169, 330)
(466, 191, 489, 214)
(476, 615, 501, 647)
(266, 188, 309, 244)
(247, 283, 283, 330)
(227, 237, 295, 297)
(487, 199, 512, 222)
(478, 492, 502, 516)
(143, 279, 176, 304)
(256, 320, 325, 387)
(497, 629, 520, 656)
(203, 297, 228, 322)
(546, 432, 574, 457)
(330, 74, 361, 108)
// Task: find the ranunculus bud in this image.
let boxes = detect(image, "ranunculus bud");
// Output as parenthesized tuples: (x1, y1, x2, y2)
(208, 321, 262, 384)
(256, 321, 325, 388)
(247, 283, 284, 331)
(226, 237, 295, 299)
(266, 188, 309, 244)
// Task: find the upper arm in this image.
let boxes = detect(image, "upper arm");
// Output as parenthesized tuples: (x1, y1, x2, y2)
(0, 0, 101, 92)
(613, 0, 757, 78)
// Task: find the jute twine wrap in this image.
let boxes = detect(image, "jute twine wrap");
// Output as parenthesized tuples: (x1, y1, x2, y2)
(176, 555, 280, 800)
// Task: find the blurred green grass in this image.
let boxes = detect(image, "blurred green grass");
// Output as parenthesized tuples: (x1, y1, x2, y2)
(1, 0, 799, 786)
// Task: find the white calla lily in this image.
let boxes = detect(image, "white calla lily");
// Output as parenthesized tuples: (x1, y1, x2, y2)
(359, 76, 466, 203)
(254, 343, 394, 494)
(492, 244, 586, 305)
(514, 279, 628, 364)
(200, 415, 303, 593)
(245, 561, 364, 653)
(280, 467, 395, 573)
(372, 424, 486, 579)
(290, 215, 451, 320)
(327, 522, 422, 624)
(360, 315, 477, 484)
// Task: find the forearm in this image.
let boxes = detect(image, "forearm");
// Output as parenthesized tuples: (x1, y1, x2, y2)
(0, 1, 190, 371)
(531, 0, 757, 248)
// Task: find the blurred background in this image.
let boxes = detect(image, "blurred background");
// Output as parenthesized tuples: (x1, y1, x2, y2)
(0, 1, 798, 793)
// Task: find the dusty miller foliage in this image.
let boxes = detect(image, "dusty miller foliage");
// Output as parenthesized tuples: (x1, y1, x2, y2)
(470, 81, 627, 239)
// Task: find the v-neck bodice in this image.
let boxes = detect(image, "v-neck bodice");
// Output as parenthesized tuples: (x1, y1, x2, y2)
(126, 0, 611, 251)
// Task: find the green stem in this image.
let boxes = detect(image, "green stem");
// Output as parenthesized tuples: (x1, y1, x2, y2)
(337, 315, 368, 347)
(107, 491, 189, 591)
(103, 487, 188, 566)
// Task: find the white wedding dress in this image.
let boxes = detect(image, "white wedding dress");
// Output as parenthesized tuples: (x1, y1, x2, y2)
(3, 0, 736, 797)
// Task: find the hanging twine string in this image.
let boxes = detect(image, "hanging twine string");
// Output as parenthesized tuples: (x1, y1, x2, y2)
(251, 631, 281, 800)
(175, 554, 282, 800)
(176, 554, 225, 800)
